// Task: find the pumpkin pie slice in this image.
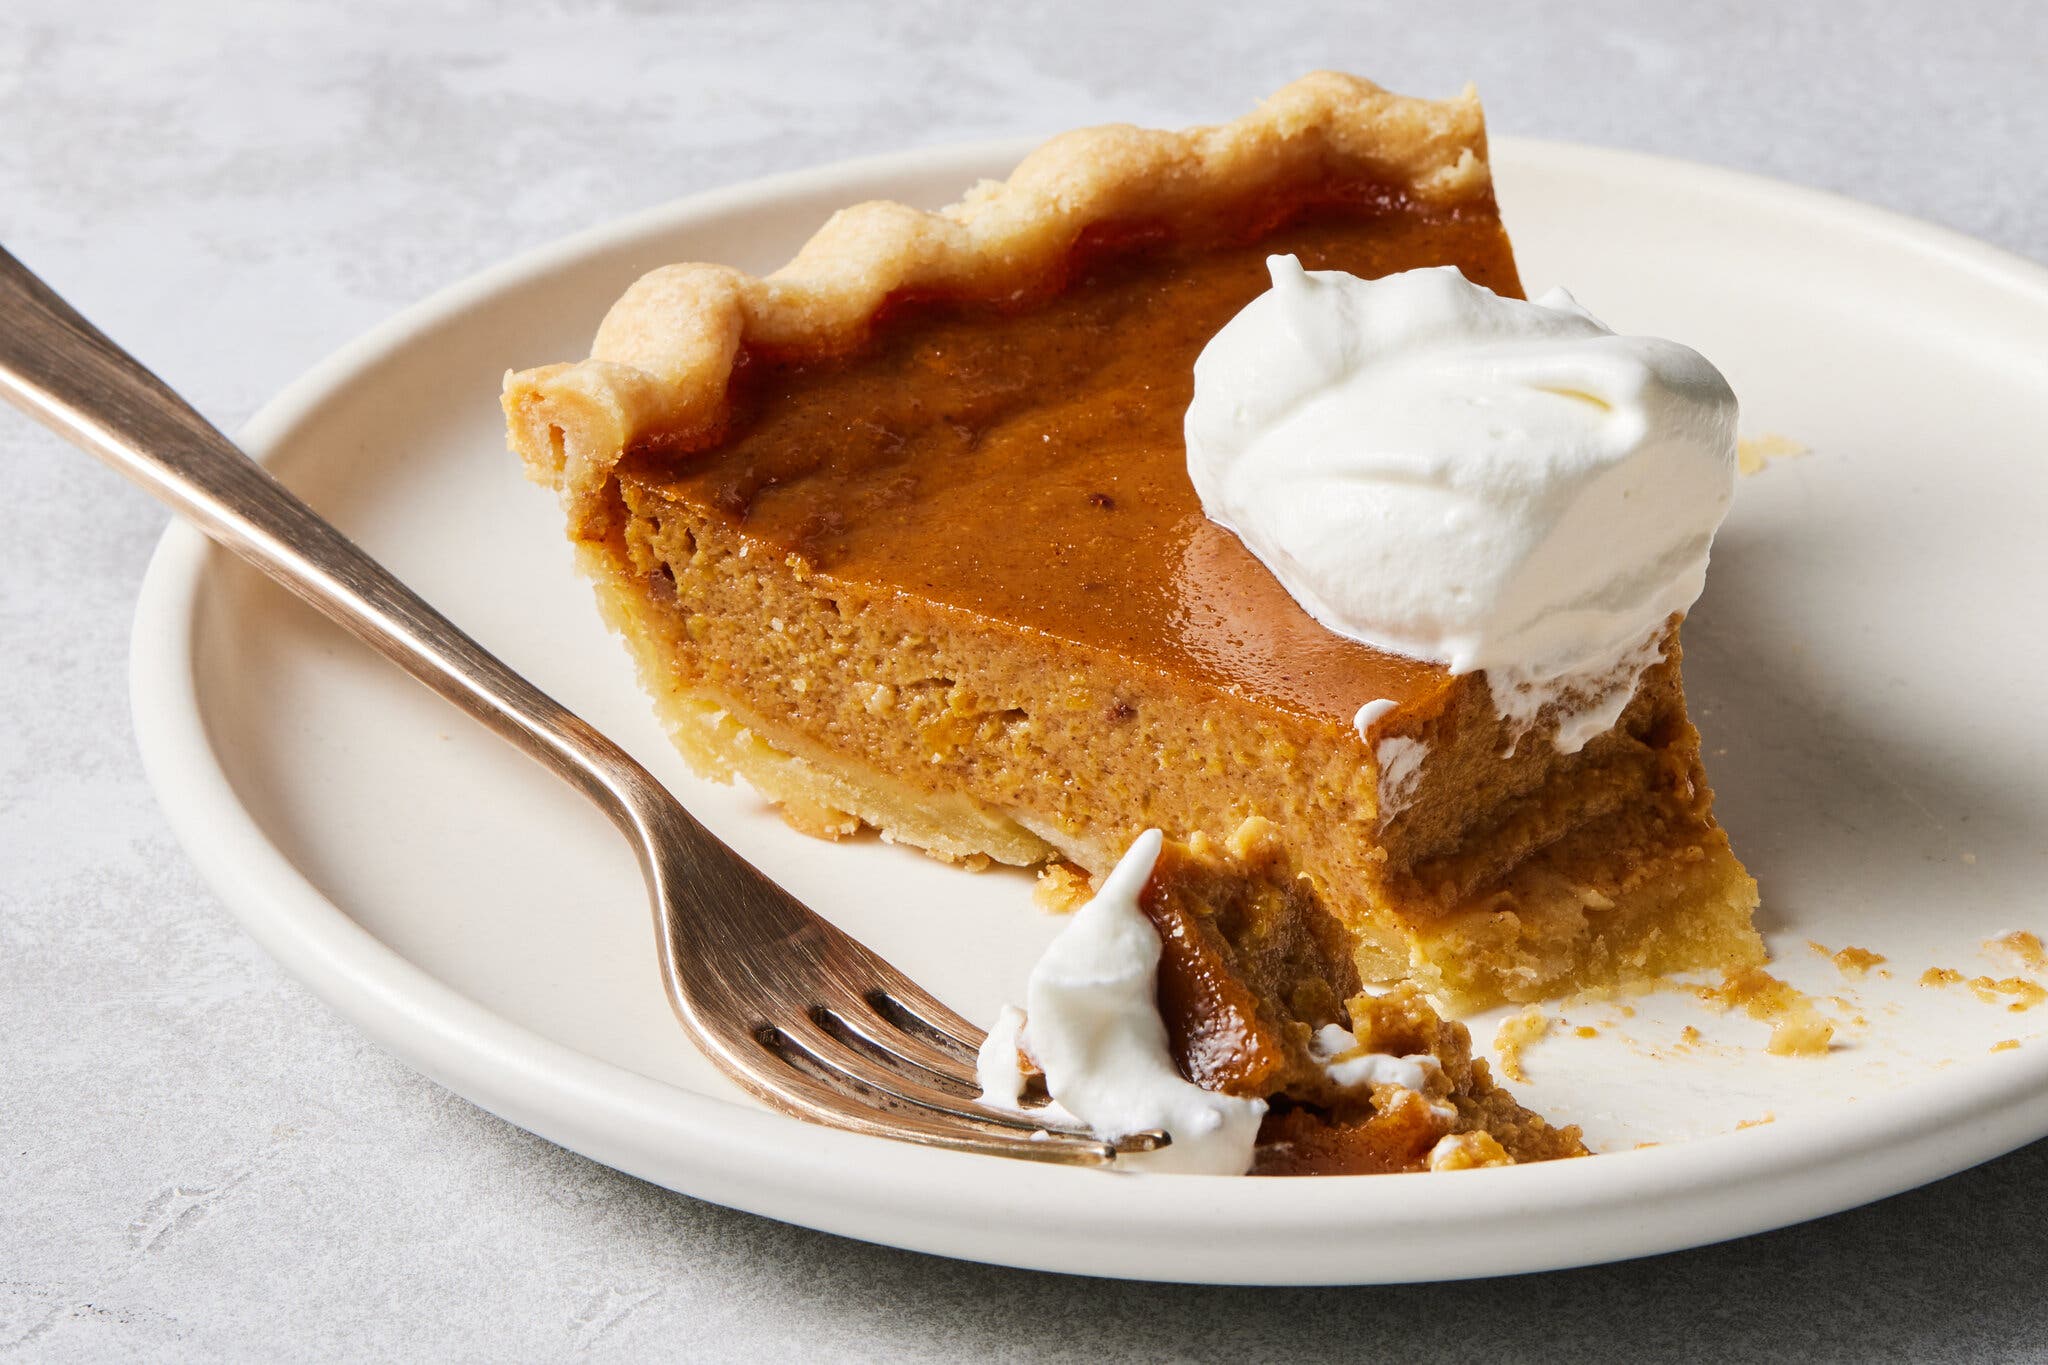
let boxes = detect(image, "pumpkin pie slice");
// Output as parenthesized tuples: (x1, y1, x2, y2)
(502, 74, 1763, 1098)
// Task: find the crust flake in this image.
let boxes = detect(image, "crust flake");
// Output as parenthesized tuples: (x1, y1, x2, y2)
(502, 72, 1494, 525)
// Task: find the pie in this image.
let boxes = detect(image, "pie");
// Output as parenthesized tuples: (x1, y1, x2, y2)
(502, 73, 1761, 1151)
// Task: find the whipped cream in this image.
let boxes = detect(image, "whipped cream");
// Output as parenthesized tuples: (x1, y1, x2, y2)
(975, 830, 1267, 1175)
(1353, 698, 1428, 823)
(1187, 258, 1738, 751)
(1309, 1022, 1441, 1094)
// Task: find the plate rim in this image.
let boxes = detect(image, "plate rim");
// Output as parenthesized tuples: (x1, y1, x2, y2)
(127, 133, 2048, 1285)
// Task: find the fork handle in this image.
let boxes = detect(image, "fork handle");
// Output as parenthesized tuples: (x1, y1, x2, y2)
(0, 243, 672, 832)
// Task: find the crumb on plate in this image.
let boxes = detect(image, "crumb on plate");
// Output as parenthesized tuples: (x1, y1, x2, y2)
(1695, 967, 1836, 1056)
(1427, 1131, 1512, 1172)
(1032, 861, 1092, 914)
(1969, 977, 2047, 1013)
(1988, 931, 2047, 972)
(1492, 1006, 1550, 1083)
(1736, 432, 1808, 475)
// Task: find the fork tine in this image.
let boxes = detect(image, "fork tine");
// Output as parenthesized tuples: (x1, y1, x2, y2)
(641, 796, 1162, 1163)
(861, 983, 985, 1062)
(810, 1005, 980, 1095)
(751, 1022, 1129, 1163)
(764, 1019, 1063, 1138)
(809, 1007, 1171, 1152)
(764, 1018, 1166, 1155)
(738, 1043, 1120, 1166)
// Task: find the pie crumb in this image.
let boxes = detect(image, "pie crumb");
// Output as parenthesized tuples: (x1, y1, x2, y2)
(1736, 432, 1808, 475)
(1033, 861, 1093, 915)
(1695, 968, 1835, 1056)
(1809, 941, 1887, 977)
(1574, 1025, 1598, 1039)
(1923, 965, 2045, 1012)
(1766, 1012, 1836, 1056)
(777, 794, 862, 840)
(1992, 1039, 2021, 1053)
(1493, 1006, 1550, 1082)
(1737, 1112, 1776, 1129)
(1223, 814, 1284, 865)
(1988, 931, 2048, 972)
(1968, 977, 2047, 1013)
(1427, 1131, 1511, 1172)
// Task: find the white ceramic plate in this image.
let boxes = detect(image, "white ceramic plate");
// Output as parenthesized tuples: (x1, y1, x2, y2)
(130, 137, 2048, 1284)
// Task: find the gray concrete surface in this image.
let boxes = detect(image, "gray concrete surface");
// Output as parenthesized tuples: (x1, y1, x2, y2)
(4, 1, 2045, 1358)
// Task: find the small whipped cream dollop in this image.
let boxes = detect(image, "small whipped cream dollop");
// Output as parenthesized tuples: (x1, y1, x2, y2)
(976, 830, 1267, 1175)
(1309, 1022, 1441, 1097)
(1187, 259, 1739, 751)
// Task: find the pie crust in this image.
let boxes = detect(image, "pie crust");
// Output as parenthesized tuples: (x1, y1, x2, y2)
(509, 71, 1494, 536)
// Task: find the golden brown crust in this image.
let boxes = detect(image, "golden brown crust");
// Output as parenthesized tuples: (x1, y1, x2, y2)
(503, 72, 1495, 531)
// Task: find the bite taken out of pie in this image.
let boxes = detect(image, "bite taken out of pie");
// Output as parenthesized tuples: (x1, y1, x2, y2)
(502, 73, 1762, 1154)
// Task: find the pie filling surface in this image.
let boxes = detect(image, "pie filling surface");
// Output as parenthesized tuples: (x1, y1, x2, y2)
(505, 73, 1762, 1172)
(622, 201, 1513, 722)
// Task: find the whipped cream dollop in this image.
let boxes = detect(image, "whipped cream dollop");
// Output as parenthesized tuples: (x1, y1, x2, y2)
(976, 830, 1267, 1175)
(1187, 259, 1738, 750)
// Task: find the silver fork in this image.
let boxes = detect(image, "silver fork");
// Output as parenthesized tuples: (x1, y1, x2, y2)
(0, 245, 1166, 1167)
